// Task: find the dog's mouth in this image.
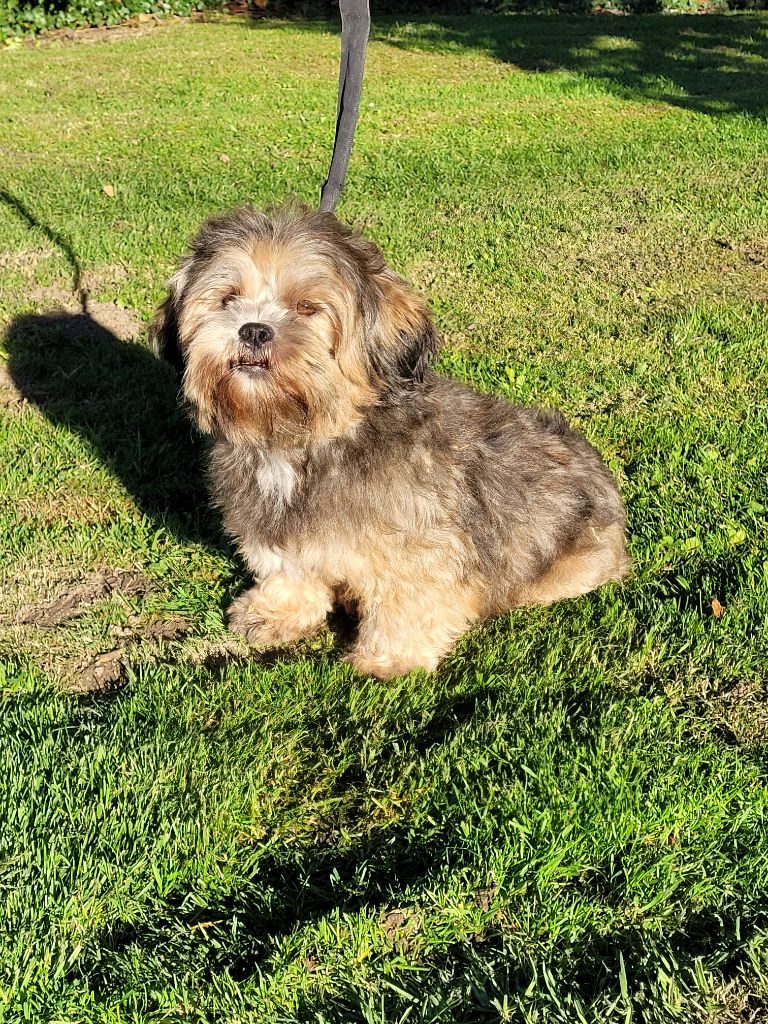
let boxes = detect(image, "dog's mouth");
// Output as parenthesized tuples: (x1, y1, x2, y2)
(230, 344, 272, 373)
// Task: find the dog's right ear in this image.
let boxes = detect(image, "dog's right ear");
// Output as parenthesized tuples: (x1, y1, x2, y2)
(366, 270, 441, 390)
(148, 266, 187, 374)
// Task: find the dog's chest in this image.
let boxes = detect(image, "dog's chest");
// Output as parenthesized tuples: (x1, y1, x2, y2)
(254, 450, 298, 506)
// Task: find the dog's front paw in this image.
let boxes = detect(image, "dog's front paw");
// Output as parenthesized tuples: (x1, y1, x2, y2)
(227, 590, 277, 648)
(227, 576, 332, 649)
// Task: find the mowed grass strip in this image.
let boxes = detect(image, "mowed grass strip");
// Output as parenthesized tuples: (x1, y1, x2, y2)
(1, 13, 767, 1023)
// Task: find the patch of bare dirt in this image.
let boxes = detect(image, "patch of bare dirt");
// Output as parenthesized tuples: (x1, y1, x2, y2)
(473, 885, 498, 913)
(534, 220, 768, 314)
(28, 10, 238, 48)
(141, 615, 191, 642)
(0, 248, 53, 271)
(30, 18, 165, 47)
(51, 613, 191, 694)
(110, 613, 191, 643)
(68, 648, 126, 694)
(27, 289, 142, 341)
(29, 285, 76, 307)
(710, 680, 768, 748)
(87, 301, 142, 341)
(2, 560, 200, 693)
(185, 636, 252, 668)
(381, 908, 421, 953)
(0, 363, 24, 409)
(80, 264, 129, 293)
(3, 253, 126, 295)
(713, 237, 768, 269)
(15, 569, 147, 628)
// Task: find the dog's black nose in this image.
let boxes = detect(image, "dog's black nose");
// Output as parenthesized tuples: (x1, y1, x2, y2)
(238, 322, 274, 348)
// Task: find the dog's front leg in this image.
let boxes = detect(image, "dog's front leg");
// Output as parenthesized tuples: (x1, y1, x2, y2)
(228, 573, 333, 648)
(348, 586, 478, 680)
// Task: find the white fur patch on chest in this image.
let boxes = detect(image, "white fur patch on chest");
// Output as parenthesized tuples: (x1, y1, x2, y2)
(240, 540, 287, 580)
(255, 449, 297, 505)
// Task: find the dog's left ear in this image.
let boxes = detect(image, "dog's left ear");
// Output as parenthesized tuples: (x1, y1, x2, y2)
(148, 266, 188, 374)
(368, 271, 441, 388)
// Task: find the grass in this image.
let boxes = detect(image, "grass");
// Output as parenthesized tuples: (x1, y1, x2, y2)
(1, 11, 768, 1022)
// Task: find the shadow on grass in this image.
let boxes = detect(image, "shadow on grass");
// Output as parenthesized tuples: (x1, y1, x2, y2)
(5, 309, 220, 549)
(76, 666, 767, 1019)
(73, 673, 498, 984)
(650, 548, 753, 618)
(286, 908, 766, 1022)
(387, 14, 768, 119)
(2, 190, 221, 553)
(253, 13, 768, 120)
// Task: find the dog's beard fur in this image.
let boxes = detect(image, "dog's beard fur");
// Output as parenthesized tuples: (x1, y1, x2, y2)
(150, 206, 439, 446)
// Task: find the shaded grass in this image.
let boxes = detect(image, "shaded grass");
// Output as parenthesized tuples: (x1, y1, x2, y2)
(1, 13, 768, 1023)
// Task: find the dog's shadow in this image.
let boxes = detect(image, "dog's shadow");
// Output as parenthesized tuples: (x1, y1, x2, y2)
(5, 308, 219, 551)
(1, 187, 225, 555)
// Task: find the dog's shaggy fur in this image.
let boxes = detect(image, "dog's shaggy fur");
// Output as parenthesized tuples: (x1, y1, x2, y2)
(151, 205, 629, 678)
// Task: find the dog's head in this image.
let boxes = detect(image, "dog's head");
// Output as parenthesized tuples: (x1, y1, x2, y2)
(149, 205, 440, 445)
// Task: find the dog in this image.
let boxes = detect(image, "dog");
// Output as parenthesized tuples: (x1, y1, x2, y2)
(150, 205, 629, 678)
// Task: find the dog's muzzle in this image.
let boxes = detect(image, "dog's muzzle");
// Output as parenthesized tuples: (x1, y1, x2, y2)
(232, 322, 275, 372)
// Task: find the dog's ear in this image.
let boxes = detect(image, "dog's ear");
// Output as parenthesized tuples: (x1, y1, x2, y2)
(368, 271, 441, 388)
(297, 213, 441, 389)
(148, 266, 188, 374)
(393, 314, 441, 384)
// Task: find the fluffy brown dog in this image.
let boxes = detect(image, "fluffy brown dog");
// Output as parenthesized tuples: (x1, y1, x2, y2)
(151, 205, 629, 678)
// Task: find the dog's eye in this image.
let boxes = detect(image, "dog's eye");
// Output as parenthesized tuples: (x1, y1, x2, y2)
(221, 291, 238, 308)
(296, 300, 317, 316)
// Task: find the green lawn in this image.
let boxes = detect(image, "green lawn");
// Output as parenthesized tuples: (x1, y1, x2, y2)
(1, 12, 768, 1022)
